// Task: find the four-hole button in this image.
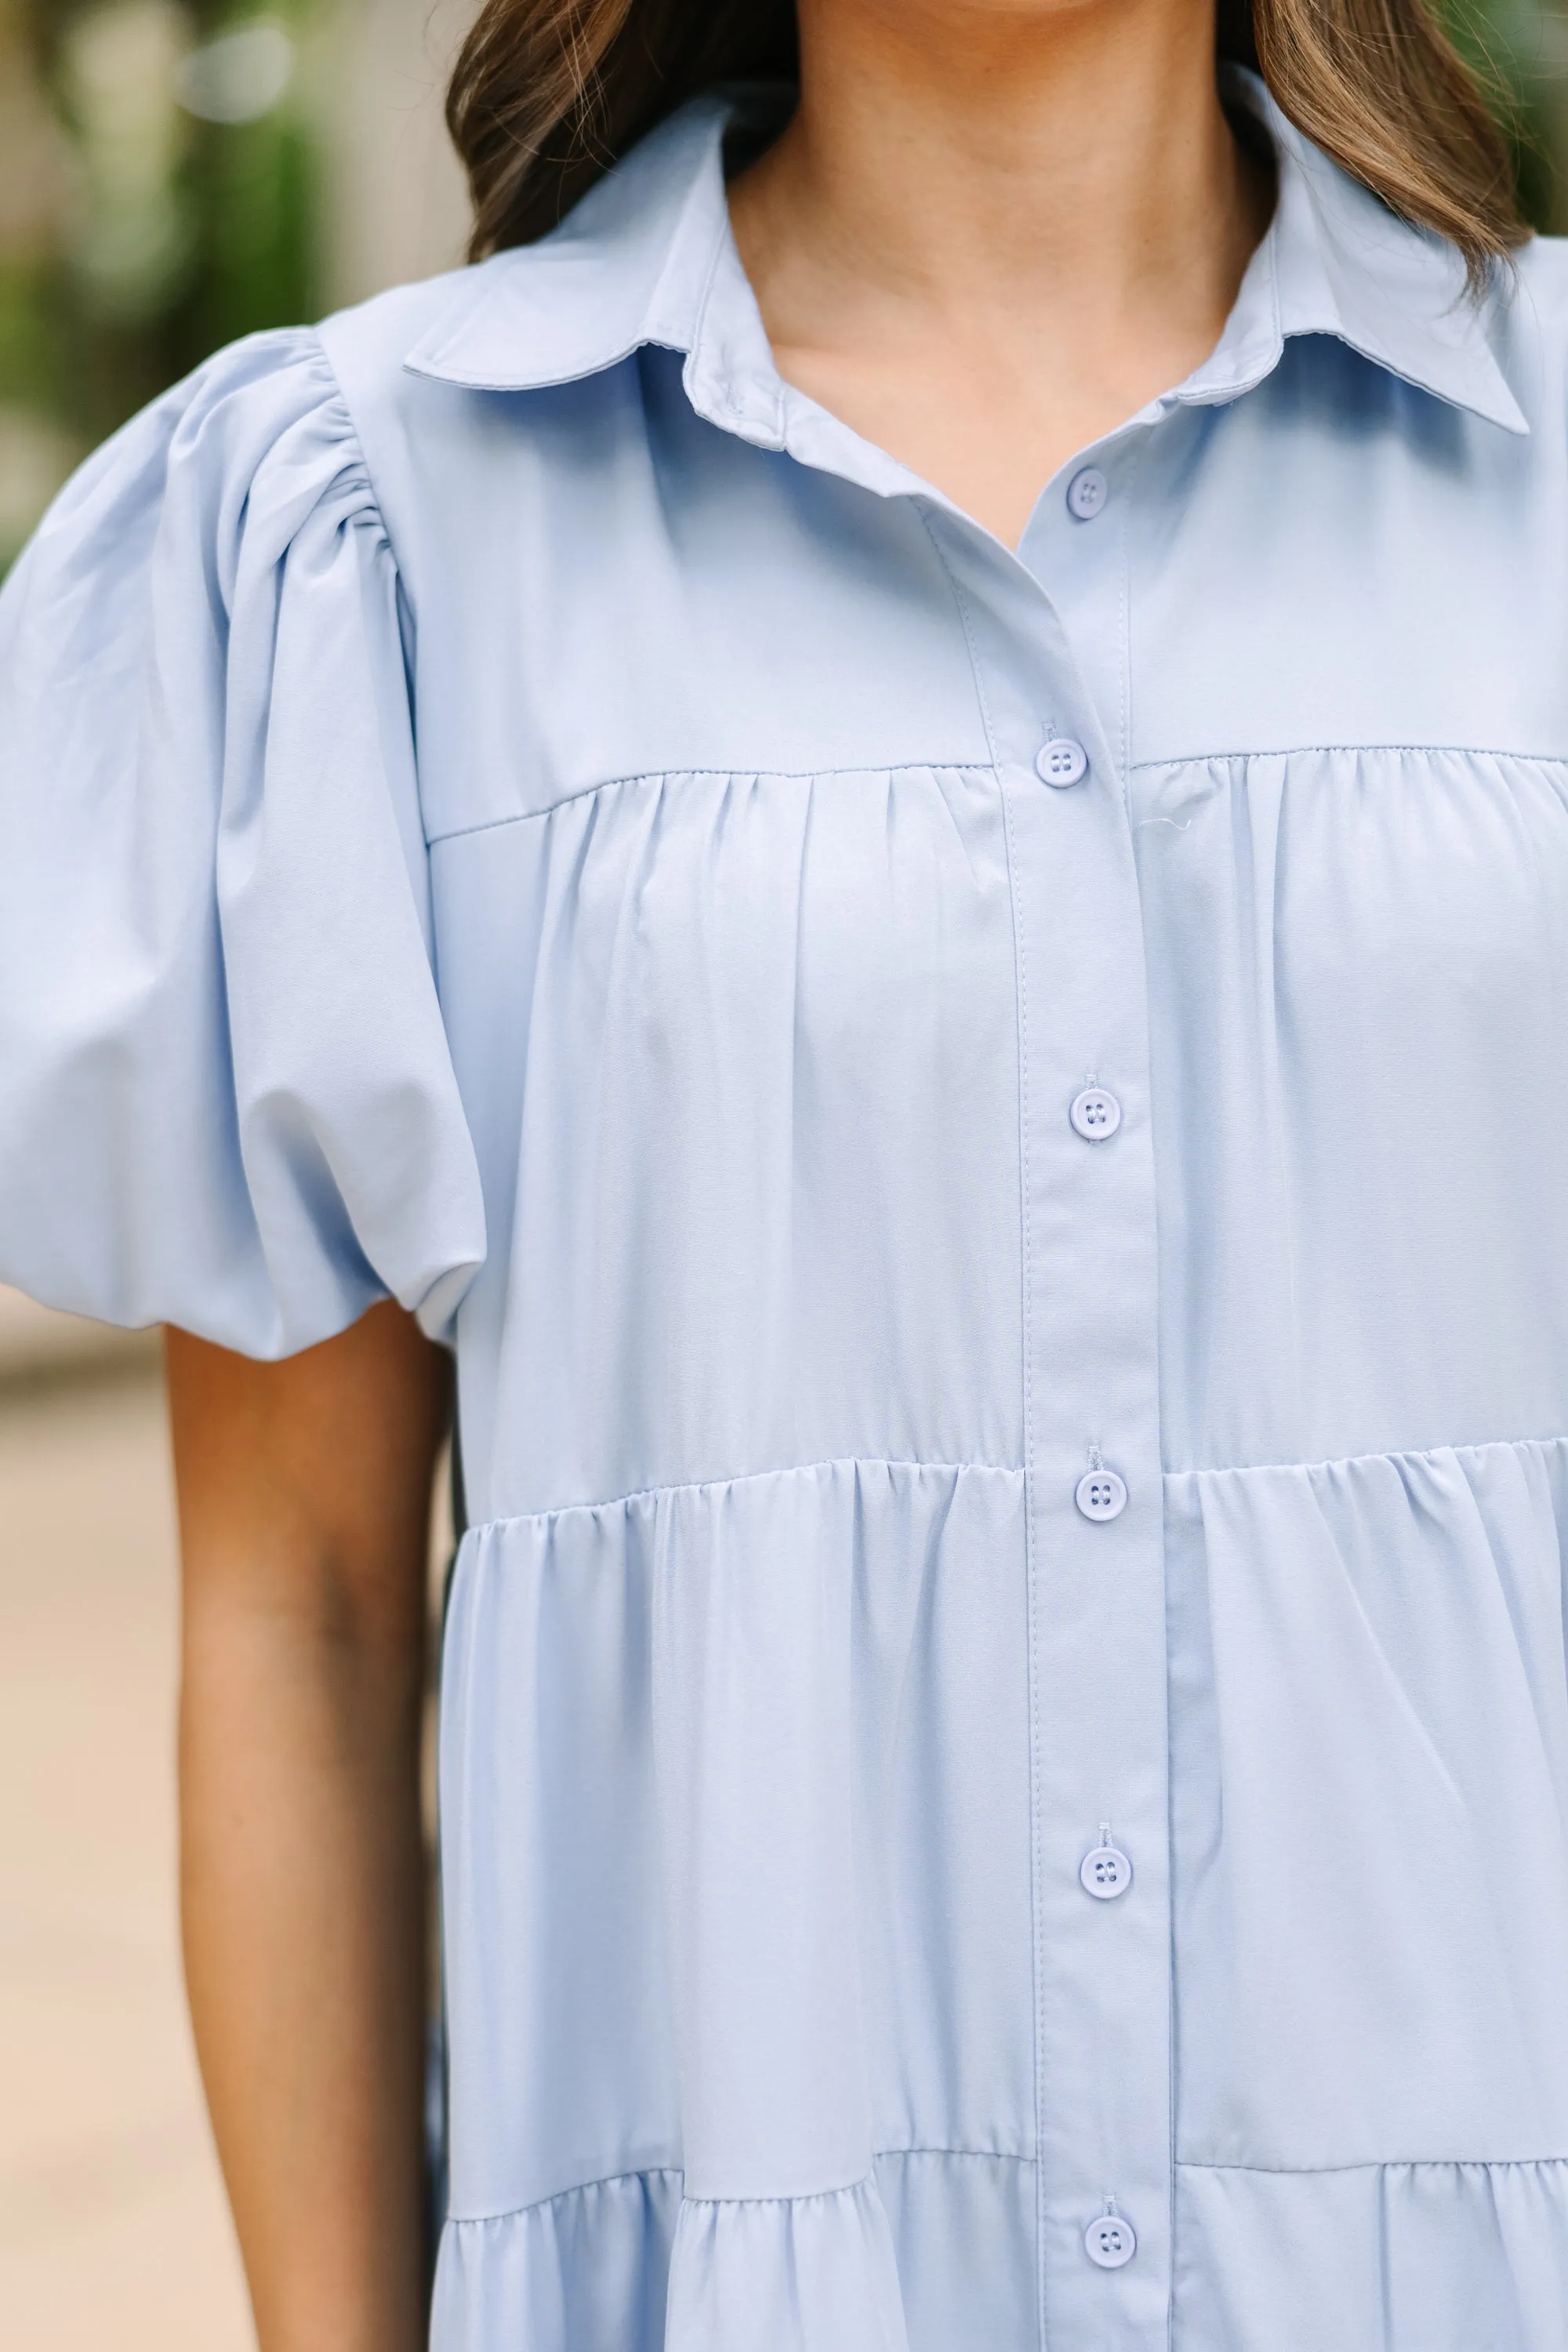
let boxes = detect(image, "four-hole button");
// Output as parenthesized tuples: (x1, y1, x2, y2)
(1080, 1836, 1134, 1900)
(1036, 736, 1088, 788)
(1069, 1086, 1120, 1142)
(1066, 466, 1109, 521)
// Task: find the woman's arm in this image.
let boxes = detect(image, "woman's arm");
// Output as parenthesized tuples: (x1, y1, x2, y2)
(166, 1301, 450, 2352)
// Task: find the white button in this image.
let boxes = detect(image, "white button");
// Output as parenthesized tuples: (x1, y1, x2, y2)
(1084, 2208, 1137, 2269)
(1036, 736, 1087, 787)
(1066, 466, 1109, 521)
(1069, 1086, 1120, 1141)
(1080, 1840, 1133, 1900)
(1076, 1468, 1127, 1522)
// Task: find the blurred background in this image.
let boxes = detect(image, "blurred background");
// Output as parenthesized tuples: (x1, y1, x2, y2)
(2, 2, 1568, 2346)
(0, 0, 475, 574)
(0, 0, 471, 2335)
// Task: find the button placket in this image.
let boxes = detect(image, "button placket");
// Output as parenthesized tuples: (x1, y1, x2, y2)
(920, 511, 1170, 2349)
(1017, 430, 1153, 792)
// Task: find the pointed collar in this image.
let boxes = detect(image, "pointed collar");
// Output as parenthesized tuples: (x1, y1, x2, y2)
(1178, 67, 1527, 433)
(403, 68, 1527, 439)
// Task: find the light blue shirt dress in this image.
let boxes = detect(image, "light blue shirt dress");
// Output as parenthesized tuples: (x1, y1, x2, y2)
(5, 62, 1568, 2352)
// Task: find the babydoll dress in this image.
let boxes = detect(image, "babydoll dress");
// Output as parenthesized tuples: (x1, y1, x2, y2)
(8, 63, 1568, 2352)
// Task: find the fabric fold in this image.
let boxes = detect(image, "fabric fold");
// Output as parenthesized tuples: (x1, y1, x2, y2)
(439, 1461, 1034, 2227)
(433, 2173, 682, 2352)
(664, 2176, 911, 2352)
(1167, 1434, 1568, 2169)
(431, 2168, 919, 2352)
(1177, 2158, 1568, 2350)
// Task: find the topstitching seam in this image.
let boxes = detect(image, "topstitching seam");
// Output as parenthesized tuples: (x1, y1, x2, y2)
(425, 741, 1568, 851)
(1128, 742, 1568, 771)
(425, 760, 995, 847)
(463, 1453, 1023, 1538)
(446, 2148, 1037, 2229)
(1179, 2154, 1568, 2177)
(913, 503, 1050, 2352)
(1171, 1428, 1568, 1483)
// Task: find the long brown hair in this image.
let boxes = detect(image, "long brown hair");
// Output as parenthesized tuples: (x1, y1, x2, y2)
(447, 0, 1526, 291)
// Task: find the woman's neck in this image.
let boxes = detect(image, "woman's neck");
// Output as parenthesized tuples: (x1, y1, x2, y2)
(728, 0, 1273, 545)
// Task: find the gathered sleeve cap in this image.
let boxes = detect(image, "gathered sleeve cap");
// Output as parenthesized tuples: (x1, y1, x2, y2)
(0, 330, 486, 1356)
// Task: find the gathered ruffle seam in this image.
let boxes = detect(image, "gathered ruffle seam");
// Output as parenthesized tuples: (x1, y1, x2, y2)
(1171, 1428, 1568, 1486)
(459, 1429, 1568, 1541)
(445, 2147, 1035, 2230)
(462, 1454, 1024, 1539)
(1179, 2153, 1568, 2176)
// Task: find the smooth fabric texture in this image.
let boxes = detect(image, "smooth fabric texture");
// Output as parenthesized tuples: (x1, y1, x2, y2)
(0, 335, 485, 1351)
(6, 65, 1568, 2350)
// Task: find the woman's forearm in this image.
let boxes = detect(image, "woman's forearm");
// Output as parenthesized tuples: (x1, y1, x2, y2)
(180, 1577, 429, 2352)
(167, 1308, 448, 2352)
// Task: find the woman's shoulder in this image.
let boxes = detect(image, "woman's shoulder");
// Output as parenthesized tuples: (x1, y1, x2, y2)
(312, 252, 553, 458)
(20, 265, 477, 586)
(313, 263, 478, 416)
(22, 322, 367, 609)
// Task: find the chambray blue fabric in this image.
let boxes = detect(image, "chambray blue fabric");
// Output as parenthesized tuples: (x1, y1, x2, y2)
(7, 61, 1568, 2350)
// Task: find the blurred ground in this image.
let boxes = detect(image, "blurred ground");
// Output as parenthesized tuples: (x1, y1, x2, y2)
(0, 1304, 254, 2349)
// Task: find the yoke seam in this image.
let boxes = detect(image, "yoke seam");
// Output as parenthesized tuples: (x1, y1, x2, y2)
(1128, 742, 1568, 771)
(426, 761, 995, 845)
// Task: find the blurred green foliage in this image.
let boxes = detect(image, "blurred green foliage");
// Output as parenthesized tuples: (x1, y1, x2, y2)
(24, 0, 315, 432)
(0, 0, 319, 561)
(1443, 0, 1568, 229)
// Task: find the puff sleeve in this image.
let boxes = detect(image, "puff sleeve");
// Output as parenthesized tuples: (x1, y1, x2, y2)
(0, 329, 487, 1356)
